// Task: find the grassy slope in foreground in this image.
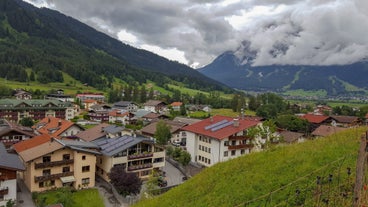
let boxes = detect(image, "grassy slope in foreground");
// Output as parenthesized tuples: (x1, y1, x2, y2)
(134, 127, 366, 207)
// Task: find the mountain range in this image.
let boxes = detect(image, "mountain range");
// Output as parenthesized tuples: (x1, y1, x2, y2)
(0, 0, 230, 92)
(199, 43, 368, 97)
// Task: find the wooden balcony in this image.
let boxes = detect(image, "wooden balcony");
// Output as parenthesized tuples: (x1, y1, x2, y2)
(229, 135, 252, 140)
(128, 153, 153, 160)
(0, 187, 9, 195)
(228, 144, 254, 150)
(127, 163, 153, 171)
(35, 159, 74, 169)
(34, 171, 73, 182)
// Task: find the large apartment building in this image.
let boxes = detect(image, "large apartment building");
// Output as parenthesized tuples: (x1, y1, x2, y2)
(14, 137, 100, 192)
(182, 115, 261, 167)
(0, 99, 74, 122)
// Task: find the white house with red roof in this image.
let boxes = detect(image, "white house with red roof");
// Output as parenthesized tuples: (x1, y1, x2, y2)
(182, 115, 261, 167)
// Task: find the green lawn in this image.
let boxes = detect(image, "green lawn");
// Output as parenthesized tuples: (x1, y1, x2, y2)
(188, 108, 255, 119)
(34, 188, 105, 207)
(133, 127, 366, 207)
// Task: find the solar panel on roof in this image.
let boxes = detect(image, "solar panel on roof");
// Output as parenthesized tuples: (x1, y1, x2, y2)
(204, 119, 228, 130)
(211, 121, 234, 132)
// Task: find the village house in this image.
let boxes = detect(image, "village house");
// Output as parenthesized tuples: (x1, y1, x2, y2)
(14, 137, 100, 192)
(76, 93, 105, 103)
(0, 143, 25, 206)
(34, 116, 84, 137)
(44, 89, 74, 102)
(93, 135, 165, 180)
(311, 125, 348, 138)
(330, 115, 361, 127)
(13, 89, 32, 100)
(143, 100, 166, 113)
(112, 101, 138, 113)
(170, 102, 183, 111)
(182, 115, 261, 167)
(82, 99, 98, 110)
(278, 130, 305, 144)
(108, 109, 130, 125)
(141, 120, 188, 145)
(299, 114, 332, 132)
(0, 99, 74, 122)
(0, 119, 36, 148)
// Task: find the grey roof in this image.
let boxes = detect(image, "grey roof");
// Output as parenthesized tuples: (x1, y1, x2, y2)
(103, 125, 125, 134)
(0, 143, 25, 171)
(93, 135, 152, 156)
(56, 139, 101, 155)
(133, 109, 151, 118)
(173, 117, 202, 125)
(113, 101, 136, 108)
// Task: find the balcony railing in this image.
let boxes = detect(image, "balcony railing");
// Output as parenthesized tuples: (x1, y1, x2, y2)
(34, 171, 73, 182)
(228, 144, 254, 150)
(127, 163, 153, 171)
(35, 159, 74, 169)
(128, 153, 153, 160)
(229, 135, 252, 140)
(0, 187, 9, 195)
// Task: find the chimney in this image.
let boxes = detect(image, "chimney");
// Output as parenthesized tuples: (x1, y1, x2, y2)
(210, 116, 213, 123)
(58, 120, 62, 126)
(233, 118, 239, 127)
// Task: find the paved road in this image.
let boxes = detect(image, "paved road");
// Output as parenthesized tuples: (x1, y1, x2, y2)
(162, 160, 185, 186)
(17, 179, 36, 207)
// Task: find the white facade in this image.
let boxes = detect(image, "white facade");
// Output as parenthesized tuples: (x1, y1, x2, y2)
(0, 179, 17, 206)
(186, 130, 255, 167)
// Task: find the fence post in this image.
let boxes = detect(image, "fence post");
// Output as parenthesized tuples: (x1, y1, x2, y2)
(353, 133, 368, 207)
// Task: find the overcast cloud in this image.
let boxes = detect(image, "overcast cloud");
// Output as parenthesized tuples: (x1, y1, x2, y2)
(24, 0, 368, 67)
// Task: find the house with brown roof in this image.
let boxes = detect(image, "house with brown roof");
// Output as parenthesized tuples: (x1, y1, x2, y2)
(0, 119, 36, 148)
(142, 112, 169, 123)
(15, 138, 100, 192)
(34, 116, 84, 137)
(143, 100, 166, 113)
(141, 120, 188, 144)
(75, 123, 110, 142)
(182, 115, 261, 167)
(14, 89, 32, 100)
(311, 125, 348, 137)
(0, 143, 25, 206)
(278, 130, 305, 144)
(330, 115, 361, 127)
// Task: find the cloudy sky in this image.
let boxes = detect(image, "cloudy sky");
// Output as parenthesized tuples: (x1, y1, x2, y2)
(24, 0, 368, 68)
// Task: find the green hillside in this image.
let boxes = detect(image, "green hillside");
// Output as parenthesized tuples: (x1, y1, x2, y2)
(134, 127, 366, 207)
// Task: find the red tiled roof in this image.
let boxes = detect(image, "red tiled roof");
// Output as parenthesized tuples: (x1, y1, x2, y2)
(171, 102, 182, 107)
(182, 115, 260, 140)
(76, 123, 109, 142)
(34, 117, 80, 137)
(300, 114, 330, 124)
(13, 134, 52, 153)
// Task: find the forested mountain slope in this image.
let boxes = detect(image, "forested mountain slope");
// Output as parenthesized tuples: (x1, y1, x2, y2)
(0, 0, 230, 92)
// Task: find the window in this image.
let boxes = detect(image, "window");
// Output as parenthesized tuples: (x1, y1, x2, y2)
(39, 182, 44, 188)
(241, 149, 245, 155)
(232, 140, 236, 146)
(82, 166, 90, 172)
(231, 150, 236, 156)
(208, 148, 211, 153)
(62, 166, 70, 173)
(82, 155, 86, 160)
(208, 159, 211, 164)
(63, 154, 70, 160)
(43, 169, 51, 176)
(224, 141, 229, 146)
(82, 178, 90, 185)
(199, 145, 201, 150)
(224, 151, 228, 157)
(43, 156, 51, 163)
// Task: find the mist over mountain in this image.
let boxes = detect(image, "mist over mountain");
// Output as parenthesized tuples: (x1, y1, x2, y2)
(199, 41, 368, 96)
